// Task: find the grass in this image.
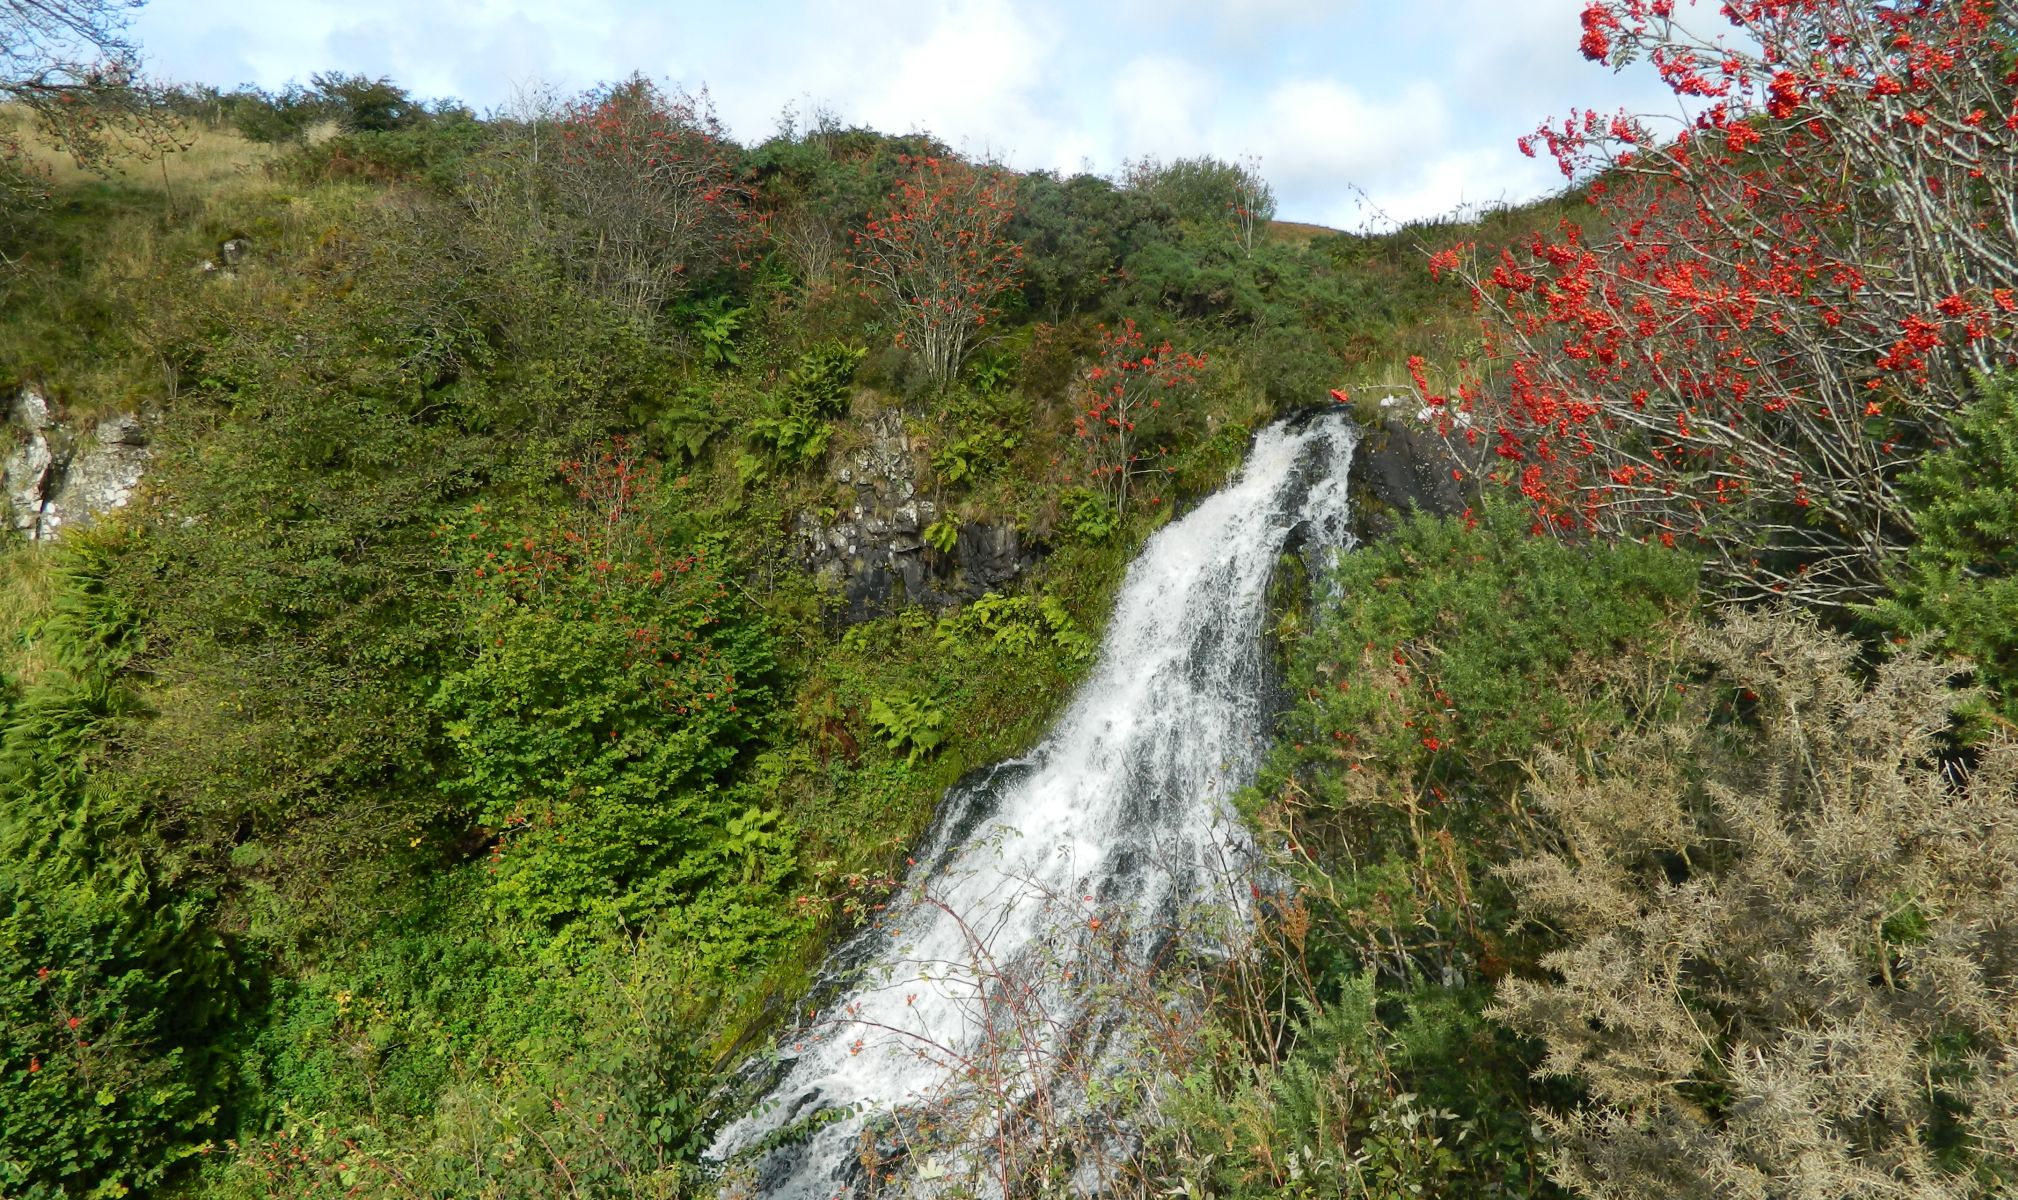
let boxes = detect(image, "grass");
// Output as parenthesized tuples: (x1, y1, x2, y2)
(1264, 218, 1344, 246)
(1, 107, 276, 195)
(0, 112, 376, 421)
(0, 541, 59, 691)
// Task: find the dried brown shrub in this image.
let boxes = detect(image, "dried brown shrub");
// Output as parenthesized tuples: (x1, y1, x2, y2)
(1495, 609, 2018, 1199)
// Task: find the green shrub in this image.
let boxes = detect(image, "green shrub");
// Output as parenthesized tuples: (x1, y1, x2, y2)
(1872, 371, 2018, 732)
(0, 536, 245, 1198)
(1266, 501, 1698, 804)
(429, 468, 790, 955)
(781, 340, 866, 415)
(1059, 487, 1120, 543)
(747, 341, 865, 466)
(866, 692, 947, 765)
(922, 514, 960, 554)
(932, 432, 1017, 487)
(747, 406, 833, 463)
(933, 591, 1093, 665)
(680, 294, 748, 368)
(1156, 975, 1548, 1200)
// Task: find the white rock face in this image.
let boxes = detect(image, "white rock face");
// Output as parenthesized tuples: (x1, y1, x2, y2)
(2, 388, 151, 540)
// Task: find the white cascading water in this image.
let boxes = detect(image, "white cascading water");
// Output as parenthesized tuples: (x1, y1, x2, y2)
(710, 412, 1359, 1196)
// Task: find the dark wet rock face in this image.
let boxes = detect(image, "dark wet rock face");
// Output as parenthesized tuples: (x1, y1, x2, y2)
(1348, 414, 1469, 542)
(794, 410, 1044, 624)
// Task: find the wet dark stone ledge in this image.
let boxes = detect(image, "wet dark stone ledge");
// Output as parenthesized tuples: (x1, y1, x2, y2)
(1347, 414, 1471, 543)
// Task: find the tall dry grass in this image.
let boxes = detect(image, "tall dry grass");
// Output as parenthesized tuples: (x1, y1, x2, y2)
(1, 106, 276, 195)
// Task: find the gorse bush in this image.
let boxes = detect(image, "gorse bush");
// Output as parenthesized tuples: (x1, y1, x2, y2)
(1495, 611, 2018, 1199)
(1874, 371, 2018, 733)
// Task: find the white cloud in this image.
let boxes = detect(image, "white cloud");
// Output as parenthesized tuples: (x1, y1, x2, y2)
(1249, 77, 1448, 199)
(1347, 144, 1556, 228)
(849, 0, 1063, 155)
(130, 0, 1672, 226)
(1105, 54, 1222, 164)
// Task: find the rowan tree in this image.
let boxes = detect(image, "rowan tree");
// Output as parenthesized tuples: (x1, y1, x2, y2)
(1425, 0, 2018, 608)
(543, 76, 754, 318)
(853, 153, 1023, 387)
(1072, 318, 1205, 514)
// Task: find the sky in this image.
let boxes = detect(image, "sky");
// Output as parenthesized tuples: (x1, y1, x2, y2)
(128, 0, 1699, 229)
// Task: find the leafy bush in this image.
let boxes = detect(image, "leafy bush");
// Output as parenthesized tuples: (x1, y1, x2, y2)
(681, 294, 747, 368)
(931, 432, 1016, 488)
(781, 340, 866, 415)
(1435, 4, 2018, 607)
(1268, 501, 1698, 802)
(1157, 976, 1542, 1200)
(855, 155, 1022, 386)
(1058, 487, 1121, 543)
(933, 591, 1093, 665)
(430, 450, 789, 954)
(748, 340, 866, 466)
(866, 692, 947, 766)
(747, 406, 833, 464)
(542, 77, 754, 316)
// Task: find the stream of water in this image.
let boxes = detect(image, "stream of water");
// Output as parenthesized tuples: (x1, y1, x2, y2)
(710, 412, 1359, 1196)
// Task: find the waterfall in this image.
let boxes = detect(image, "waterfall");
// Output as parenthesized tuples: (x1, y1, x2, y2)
(710, 412, 1359, 1196)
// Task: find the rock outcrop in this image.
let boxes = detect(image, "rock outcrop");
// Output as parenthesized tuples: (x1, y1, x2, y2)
(794, 408, 1042, 624)
(1347, 412, 1471, 542)
(3, 388, 151, 540)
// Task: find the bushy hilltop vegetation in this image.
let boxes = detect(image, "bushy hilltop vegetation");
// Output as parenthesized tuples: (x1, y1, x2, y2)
(1, 1, 2015, 1197)
(0, 59, 1564, 1197)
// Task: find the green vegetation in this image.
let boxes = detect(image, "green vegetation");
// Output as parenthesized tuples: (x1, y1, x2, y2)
(3, 16, 2014, 1197)
(1140, 483, 2017, 1199)
(1138, 505, 1701, 1200)
(2, 536, 246, 1199)
(0, 75, 1549, 1196)
(1873, 372, 2018, 733)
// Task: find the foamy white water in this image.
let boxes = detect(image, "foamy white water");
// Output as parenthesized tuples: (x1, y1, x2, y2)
(710, 413, 1359, 1195)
